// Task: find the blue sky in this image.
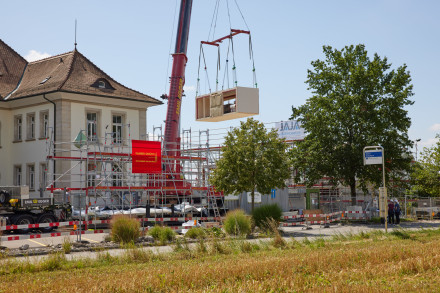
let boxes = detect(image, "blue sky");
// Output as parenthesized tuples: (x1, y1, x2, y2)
(2, 0, 439, 152)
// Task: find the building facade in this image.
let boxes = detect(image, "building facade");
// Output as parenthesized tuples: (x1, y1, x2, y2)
(0, 39, 161, 198)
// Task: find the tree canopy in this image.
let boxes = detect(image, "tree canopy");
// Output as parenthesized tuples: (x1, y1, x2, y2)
(411, 135, 440, 197)
(210, 118, 291, 211)
(290, 44, 414, 204)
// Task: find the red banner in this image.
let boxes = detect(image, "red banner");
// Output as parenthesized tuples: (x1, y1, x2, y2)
(131, 140, 162, 174)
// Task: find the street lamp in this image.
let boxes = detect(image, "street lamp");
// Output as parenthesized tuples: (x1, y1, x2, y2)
(415, 139, 421, 161)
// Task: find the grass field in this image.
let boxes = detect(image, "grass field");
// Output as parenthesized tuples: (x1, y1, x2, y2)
(1, 228, 440, 292)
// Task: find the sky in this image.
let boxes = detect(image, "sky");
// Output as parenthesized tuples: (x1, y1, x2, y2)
(1, 0, 439, 153)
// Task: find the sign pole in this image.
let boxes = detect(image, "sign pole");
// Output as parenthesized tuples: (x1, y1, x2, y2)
(381, 146, 387, 233)
(364, 146, 387, 233)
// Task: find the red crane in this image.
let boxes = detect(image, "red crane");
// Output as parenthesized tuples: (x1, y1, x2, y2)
(163, 0, 193, 174)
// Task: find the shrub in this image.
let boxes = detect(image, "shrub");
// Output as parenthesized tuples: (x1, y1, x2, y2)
(160, 227, 176, 244)
(208, 226, 226, 238)
(148, 225, 176, 244)
(185, 227, 206, 239)
(110, 215, 140, 244)
(223, 209, 251, 236)
(62, 237, 72, 254)
(252, 204, 282, 231)
(148, 225, 162, 241)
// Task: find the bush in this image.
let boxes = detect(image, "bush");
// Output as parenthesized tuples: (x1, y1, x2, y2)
(160, 227, 176, 244)
(252, 204, 282, 231)
(62, 237, 72, 254)
(185, 227, 206, 239)
(110, 215, 140, 244)
(223, 209, 251, 236)
(148, 225, 163, 241)
(207, 227, 226, 238)
(148, 225, 176, 244)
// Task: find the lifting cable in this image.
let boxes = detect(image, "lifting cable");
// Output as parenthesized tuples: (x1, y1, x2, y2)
(225, 0, 238, 87)
(196, 44, 212, 95)
(249, 34, 258, 88)
(196, 0, 258, 96)
(201, 46, 211, 94)
(207, 0, 221, 41)
(221, 39, 231, 90)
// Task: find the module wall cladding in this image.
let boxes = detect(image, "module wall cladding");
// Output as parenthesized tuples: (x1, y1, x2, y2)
(224, 188, 289, 213)
(195, 86, 259, 122)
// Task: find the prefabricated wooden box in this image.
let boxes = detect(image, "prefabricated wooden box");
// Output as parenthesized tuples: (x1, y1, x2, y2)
(195, 86, 259, 122)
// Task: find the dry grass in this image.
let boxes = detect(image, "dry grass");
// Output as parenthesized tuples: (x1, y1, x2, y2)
(1, 229, 440, 292)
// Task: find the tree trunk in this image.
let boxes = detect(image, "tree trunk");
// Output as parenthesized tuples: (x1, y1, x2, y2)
(350, 181, 357, 206)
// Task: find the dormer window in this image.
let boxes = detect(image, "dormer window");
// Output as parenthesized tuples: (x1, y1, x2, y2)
(91, 78, 115, 90)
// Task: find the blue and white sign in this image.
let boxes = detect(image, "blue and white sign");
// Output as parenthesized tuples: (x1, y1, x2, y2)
(275, 120, 306, 141)
(271, 189, 276, 199)
(364, 150, 383, 165)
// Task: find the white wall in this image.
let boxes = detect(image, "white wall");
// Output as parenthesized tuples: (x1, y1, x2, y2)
(70, 102, 140, 143)
(0, 109, 12, 186)
(1, 104, 53, 197)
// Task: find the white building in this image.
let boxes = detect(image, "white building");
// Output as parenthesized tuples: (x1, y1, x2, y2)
(0, 39, 161, 198)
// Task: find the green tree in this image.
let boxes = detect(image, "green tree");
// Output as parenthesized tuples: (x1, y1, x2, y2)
(290, 44, 414, 205)
(210, 118, 291, 211)
(411, 135, 440, 196)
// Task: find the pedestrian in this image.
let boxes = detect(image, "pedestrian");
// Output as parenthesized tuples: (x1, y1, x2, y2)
(394, 200, 401, 225)
(388, 200, 395, 224)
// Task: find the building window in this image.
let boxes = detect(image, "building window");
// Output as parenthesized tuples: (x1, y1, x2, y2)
(40, 163, 47, 189)
(27, 113, 36, 139)
(112, 115, 123, 144)
(87, 163, 96, 187)
(87, 112, 98, 142)
(14, 115, 22, 141)
(112, 164, 123, 187)
(98, 80, 106, 88)
(14, 165, 22, 186)
(27, 164, 35, 190)
(40, 111, 49, 138)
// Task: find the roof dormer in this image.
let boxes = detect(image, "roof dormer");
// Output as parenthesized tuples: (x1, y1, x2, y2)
(91, 78, 115, 90)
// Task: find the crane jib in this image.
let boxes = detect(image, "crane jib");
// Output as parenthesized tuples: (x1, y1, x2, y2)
(164, 0, 193, 174)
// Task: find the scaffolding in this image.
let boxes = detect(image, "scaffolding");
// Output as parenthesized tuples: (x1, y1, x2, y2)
(44, 122, 226, 222)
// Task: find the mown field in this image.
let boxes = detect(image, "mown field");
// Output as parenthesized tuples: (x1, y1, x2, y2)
(1, 228, 440, 292)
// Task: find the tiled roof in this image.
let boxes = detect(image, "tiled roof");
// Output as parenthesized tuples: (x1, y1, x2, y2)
(0, 39, 27, 99)
(0, 40, 161, 105)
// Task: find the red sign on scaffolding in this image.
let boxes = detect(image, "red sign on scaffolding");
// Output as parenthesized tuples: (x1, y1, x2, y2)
(131, 140, 162, 174)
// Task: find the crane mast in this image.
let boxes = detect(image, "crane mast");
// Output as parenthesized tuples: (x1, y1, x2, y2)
(164, 0, 193, 173)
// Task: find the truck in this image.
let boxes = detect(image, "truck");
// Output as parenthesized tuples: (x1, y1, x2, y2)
(0, 186, 72, 233)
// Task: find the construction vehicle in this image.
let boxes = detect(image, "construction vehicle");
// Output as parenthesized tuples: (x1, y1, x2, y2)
(0, 186, 72, 233)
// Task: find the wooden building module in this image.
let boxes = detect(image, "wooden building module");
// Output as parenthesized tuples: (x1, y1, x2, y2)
(196, 87, 259, 122)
